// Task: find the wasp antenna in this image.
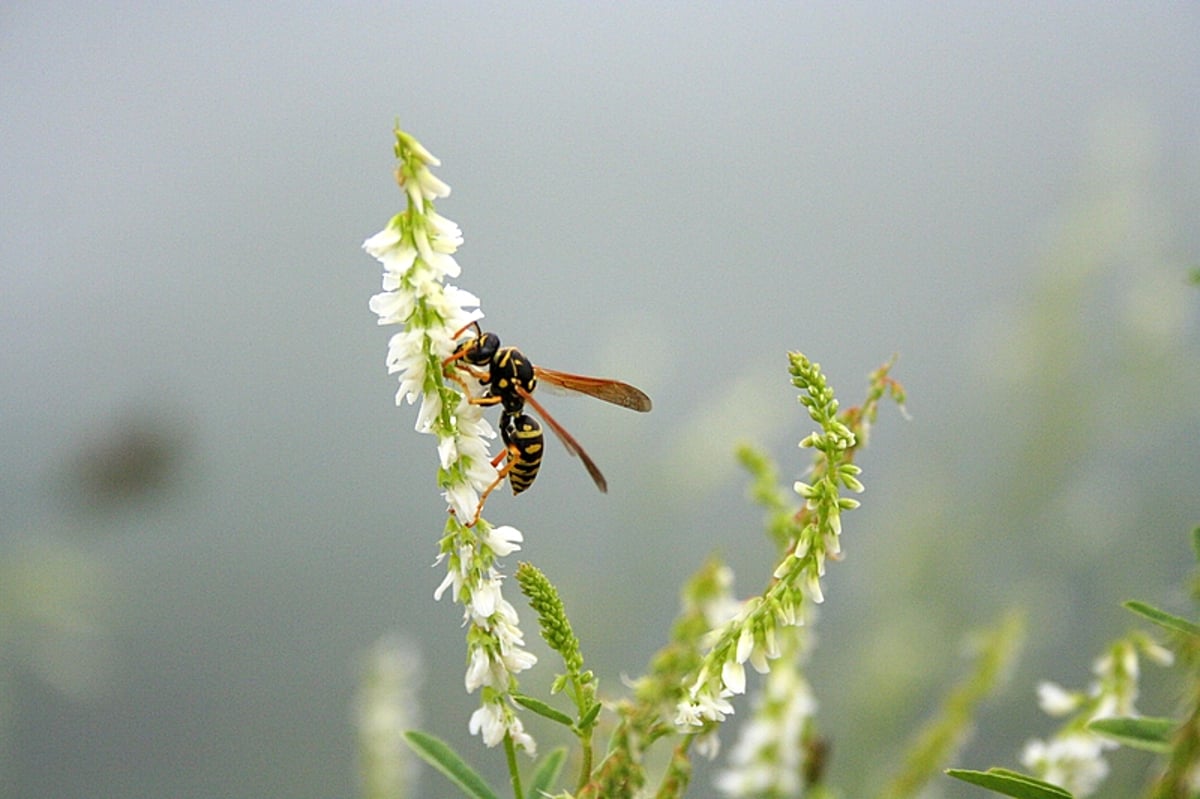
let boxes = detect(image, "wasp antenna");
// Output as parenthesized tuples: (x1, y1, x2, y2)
(451, 320, 482, 339)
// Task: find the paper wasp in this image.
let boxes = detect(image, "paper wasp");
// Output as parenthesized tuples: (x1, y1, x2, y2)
(442, 321, 652, 524)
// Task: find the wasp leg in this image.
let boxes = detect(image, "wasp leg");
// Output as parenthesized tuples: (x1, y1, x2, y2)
(462, 443, 519, 526)
(458, 363, 490, 381)
(442, 350, 491, 383)
(443, 365, 503, 408)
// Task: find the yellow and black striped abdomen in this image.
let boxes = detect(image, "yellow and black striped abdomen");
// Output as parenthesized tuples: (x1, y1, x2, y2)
(500, 412, 543, 495)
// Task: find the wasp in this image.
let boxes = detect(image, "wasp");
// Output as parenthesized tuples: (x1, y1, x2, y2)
(442, 321, 652, 524)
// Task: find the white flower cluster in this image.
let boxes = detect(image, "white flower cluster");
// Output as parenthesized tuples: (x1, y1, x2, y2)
(1021, 634, 1172, 796)
(674, 530, 830, 734)
(364, 128, 536, 755)
(363, 176, 495, 520)
(715, 652, 817, 797)
(1022, 734, 1110, 798)
(435, 523, 538, 753)
(674, 586, 791, 735)
(677, 357, 864, 736)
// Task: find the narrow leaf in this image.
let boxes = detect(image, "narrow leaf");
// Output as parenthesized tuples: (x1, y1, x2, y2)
(403, 730, 501, 799)
(526, 747, 568, 799)
(1087, 716, 1175, 752)
(512, 693, 575, 727)
(946, 767, 1073, 799)
(578, 700, 603, 731)
(1123, 600, 1200, 638)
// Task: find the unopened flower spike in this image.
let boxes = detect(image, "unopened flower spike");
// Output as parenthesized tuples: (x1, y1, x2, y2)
(364, 124, 537, 756)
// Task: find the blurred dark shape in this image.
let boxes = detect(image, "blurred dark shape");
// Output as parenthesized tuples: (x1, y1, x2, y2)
(803, 734, 831, 789)
(67, 411, 187, 509)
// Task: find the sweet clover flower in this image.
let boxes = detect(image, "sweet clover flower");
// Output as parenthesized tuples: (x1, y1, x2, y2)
(1021, 734, 1110, 797)
(365, 125, 536, 755)
(1020, 632, 1171, 796)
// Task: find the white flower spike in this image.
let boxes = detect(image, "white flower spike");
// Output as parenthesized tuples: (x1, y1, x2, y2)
(365, 125, 536, 755)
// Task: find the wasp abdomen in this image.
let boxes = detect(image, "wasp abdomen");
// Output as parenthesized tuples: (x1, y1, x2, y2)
(500, 412, 543, 495)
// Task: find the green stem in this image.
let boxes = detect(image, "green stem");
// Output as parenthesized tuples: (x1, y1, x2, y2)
(503, 733, 523, 799)
(575, 719, 594, 795)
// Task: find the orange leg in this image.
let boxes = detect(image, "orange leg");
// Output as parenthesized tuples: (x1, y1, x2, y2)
(461, 443, 519, 526)
(442, 347, 512, 525)
(443, 357, 502, 409)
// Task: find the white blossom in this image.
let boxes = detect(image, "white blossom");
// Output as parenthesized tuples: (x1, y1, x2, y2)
(1036, 681, 1080, 716)
(467, 700, 536, 755)
(721, 659, 747, 696)
(481, 525, 523, 558)
(468, 702, 508, 747)
(1022, 635, 1168, 797)
(367, 127, 535, 756)
(674, 700, 706, 729)
(716, 659, 816, 798)
(1022, 734, 1109, 797)
(464, 645, 494, 693)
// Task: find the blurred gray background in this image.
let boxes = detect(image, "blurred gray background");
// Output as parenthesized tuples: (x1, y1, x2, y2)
(3, 4, 1199, 798)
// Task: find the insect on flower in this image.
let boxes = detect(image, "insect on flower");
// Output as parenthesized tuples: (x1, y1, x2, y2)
(443, 322, 652, 524)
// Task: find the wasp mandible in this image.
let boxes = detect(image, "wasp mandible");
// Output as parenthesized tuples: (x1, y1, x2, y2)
(442, 321, 652, 524)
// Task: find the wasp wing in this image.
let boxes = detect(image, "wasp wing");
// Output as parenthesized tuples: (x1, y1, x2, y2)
(517, 387, 608, 493)
(534, 367, 652, 412)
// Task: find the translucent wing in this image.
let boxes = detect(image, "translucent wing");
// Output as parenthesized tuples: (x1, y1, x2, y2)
(534, 367, 652, 412)
(517, 387, 608, 493)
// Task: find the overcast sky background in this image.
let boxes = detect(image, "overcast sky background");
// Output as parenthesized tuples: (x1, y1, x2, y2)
(3, 4, 1200, 798)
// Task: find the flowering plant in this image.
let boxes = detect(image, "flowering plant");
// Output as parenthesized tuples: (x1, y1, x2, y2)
(360, 125, 1200, 799)
(363, 127, 538, 770)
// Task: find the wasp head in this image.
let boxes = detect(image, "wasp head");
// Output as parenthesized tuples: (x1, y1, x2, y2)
(453, 328, 501, 366)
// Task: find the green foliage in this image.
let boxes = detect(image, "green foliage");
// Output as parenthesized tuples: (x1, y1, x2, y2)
(1086, 717, 1174, 753)
(946, 768, 1074, 799)
(525, 748, 568, 799)
(403, 731, 501, 799)
(1124, 600, 1200, 639)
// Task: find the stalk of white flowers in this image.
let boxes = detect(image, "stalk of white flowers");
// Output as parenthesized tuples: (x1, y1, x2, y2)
(673, 586, 805, 733)
(356, 635, 423, 799)
(1020, 632, 1172, 797)
(675, 354, 859, 732)
(365, 125, 537, 756)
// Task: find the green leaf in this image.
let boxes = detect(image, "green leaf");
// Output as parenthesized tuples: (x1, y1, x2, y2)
(526, 747, 568, 799)
(403, 730, 500, 799)
(1123, 600, 1200, 638)
(1087, 716, 1175, 752)
(578, 700, 603, 731)
(512, 693, 575, 727)
(946, 767, 1073, 798)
